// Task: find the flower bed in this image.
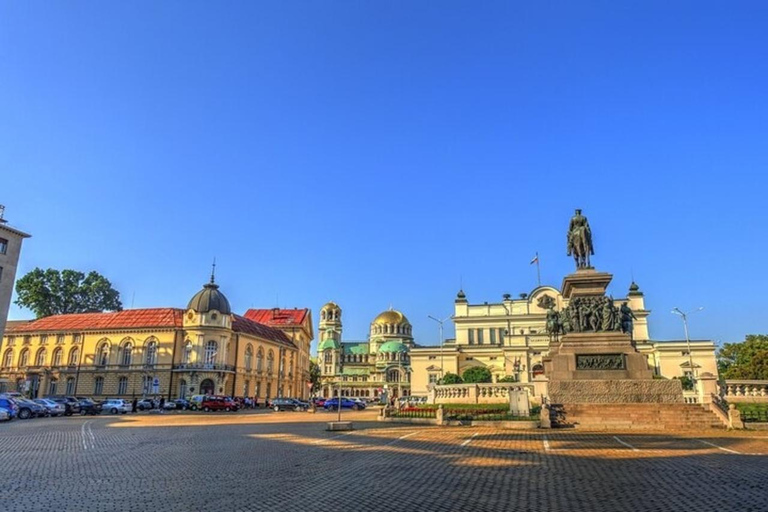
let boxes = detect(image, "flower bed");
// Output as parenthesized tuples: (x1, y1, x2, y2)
(393, 404, 540, 421)
(391, 407, 437, 419)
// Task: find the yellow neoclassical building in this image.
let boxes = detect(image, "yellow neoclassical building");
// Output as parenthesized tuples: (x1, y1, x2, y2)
(409, 282, 718, 395)
(0, 277, 313, 401)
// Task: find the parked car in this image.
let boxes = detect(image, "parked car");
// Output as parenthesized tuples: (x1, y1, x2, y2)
(136, 398, 155, 411)
(271, 398, 309, 412)
(45, 396, 81, 416)
(312, 397, 327, 407)
(78, 398, 102, 416)
(101, 399, 131, 414)
(171, 399, 190, 410)
(324, 398, 365, 411)
(34, 398, 67, 417)
(15, 398, 46, 419)
(0, 397, 19, 419)
(0, 409, 9, 421)
(200, 396, 238, 412)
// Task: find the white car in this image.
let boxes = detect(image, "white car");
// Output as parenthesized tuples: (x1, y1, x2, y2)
(102, 399, 131, 414)
(34, 398, 67, 417)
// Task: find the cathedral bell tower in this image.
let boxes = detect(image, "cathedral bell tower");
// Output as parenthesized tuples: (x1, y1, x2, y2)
(317, 302, 342, 377)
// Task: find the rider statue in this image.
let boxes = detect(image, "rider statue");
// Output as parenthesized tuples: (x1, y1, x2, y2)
(566, 208, 595, 269)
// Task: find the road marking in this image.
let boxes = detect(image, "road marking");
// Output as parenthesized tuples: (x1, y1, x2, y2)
(543, 436, 551, 452)
(461, 432, 479, 447)
(80, 421, 89, 450)
(697, 439, 741, 454)
(386, 431, 417, 445)
(87, 422, 96, 449)
(312, 431, 356, 444)
(613, 436, 640, 452)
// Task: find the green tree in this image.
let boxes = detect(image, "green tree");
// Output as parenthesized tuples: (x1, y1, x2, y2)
(718, 335, 768, 380)
(309, 360, 322, 394)
(441, 372, 463, 385)
(496, 375, 517, 383)
(15, 268, 123, 318)
(462, 366, 493, 383)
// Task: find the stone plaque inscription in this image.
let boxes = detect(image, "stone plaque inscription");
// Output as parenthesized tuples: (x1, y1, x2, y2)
(576, 354, 626, 370)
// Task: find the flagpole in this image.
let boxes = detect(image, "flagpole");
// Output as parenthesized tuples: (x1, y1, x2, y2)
(536, 252, 541, 287)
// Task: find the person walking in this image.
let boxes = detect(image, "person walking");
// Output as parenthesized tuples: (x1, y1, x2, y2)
(131, 397, 137, 413)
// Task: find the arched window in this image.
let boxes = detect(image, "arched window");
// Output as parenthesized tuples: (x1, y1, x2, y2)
(121, 342, 133, 366)
(94, 377, 104, 395)
(143, 375, 153, 394)
(205, 341, 217, 365)
(52, 347, 63, 367)
(19, 348, 29, 367)
(183, 340, 192, 364)
(245, 345, 253, 370)
(145, 339, 157, 366)
(324, 350, 332, 363)
(3, 349, 13, 368)
(387, 369, 400, 382)
(256, 348, 264, 371)
(321, 310, 326, 321)
(68, 347, 79, 366)
(97, 341, 110, 366)
(267, 350, 274, 373)
(35, 348, 46, 367)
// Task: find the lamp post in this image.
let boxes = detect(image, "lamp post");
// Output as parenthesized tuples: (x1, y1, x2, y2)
(427, 315, 450, 382)
(671, 307, 704, 384)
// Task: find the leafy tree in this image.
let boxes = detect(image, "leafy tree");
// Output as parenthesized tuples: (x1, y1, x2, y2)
(441, 372, 463, 385)
(309, 360, 322, 394)
(718, 335, 768, 380)
(497, 375, 517, 383)
(674, 375, 694, 391)
(15, 268, 123, 318)
(462, 366, 493, 383)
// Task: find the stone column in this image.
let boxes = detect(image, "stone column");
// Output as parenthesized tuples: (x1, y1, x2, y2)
(697, 372, 718, 404)
(436, 405, 444, 426)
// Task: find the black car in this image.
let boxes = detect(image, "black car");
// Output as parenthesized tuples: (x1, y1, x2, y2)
(271, 398, 309, 412)
(45, 396, 81, 416)
(77, 398, 102, 416)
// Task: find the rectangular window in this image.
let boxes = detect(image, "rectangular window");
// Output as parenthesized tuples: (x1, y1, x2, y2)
(266, 383, 272, 399)
(477, 329, 484, 345)
(0, 238, 7, 255)
(94, 378, 104, 395)
(48, 379, 58, 395)
(73, 334, 81, 344)
(428, 374, 438, 384)
(490, 329, 496, 344)
(468, 329, 474, 345)
(499, 328, 505, 344)
(40, 335, 48, 345)
(0, 266, 3, 282)
(66, 378, 75, 395)
(117, 377, 128, 395)
(56, 334, 65, 345)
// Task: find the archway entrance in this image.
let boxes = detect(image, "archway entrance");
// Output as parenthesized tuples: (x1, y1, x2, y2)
(200, 379, 215, 395)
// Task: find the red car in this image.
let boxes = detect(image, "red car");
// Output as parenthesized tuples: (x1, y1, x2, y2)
(312, 397, 327, 407)
(201, 396, 238, 412)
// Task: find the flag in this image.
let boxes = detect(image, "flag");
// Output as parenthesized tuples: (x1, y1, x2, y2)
(530, 254, 539, 265)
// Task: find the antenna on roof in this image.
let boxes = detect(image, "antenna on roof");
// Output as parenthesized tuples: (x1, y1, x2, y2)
(0, 205, 6, 224)
(210, 257, 217, 284)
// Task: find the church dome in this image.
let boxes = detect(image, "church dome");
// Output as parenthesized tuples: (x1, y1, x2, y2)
(187, 279, 231, 315)
(378, 340, 408, 353)
(372, 309, 410, 326)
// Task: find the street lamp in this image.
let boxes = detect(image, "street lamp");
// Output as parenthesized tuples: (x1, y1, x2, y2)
(427, 315, 450, 382)
(671, 307, 704, 384)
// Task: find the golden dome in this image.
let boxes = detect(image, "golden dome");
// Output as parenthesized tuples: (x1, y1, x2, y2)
(322, 301, 340, 310)
(372, 309, 410, 326)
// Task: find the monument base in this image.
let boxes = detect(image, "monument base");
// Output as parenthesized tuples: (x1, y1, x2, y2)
(544, 332, 653, 381)
(548, 379, 684, 404)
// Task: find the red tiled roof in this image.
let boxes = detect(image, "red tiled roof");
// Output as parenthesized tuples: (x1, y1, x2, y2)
(232, 315, 295, 348)
(5, 308, 184, 333)
(243, 308, 309, 327)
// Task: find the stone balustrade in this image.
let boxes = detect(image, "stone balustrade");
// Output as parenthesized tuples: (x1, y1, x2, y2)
(431, 383, 534, 405)
(721, 380, 768, 402)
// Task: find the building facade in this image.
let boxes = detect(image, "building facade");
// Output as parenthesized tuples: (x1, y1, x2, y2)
(0, 212, 31, 341)
(0, 278, 313, 400)
(410, 282, 717, 396)
(317, 302, 413, 399)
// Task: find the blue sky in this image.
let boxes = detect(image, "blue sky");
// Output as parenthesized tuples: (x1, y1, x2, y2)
(2, 2, 767, 349)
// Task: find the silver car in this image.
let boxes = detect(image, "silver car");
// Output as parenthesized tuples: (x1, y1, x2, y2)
(0, 409, 9, 421)
(101, 399, 130, 414)
(34, 398, 67, 417)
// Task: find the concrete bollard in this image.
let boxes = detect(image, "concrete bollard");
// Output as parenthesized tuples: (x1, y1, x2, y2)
(540, 405, 552, 429)
(436, 405, 444, 426)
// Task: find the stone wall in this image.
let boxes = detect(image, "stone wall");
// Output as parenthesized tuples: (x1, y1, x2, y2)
(549, 379, 684, 404)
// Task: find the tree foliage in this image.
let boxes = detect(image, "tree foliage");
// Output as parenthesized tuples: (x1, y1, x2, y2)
(462, 366, 493, 383)
(496, 375, 517, 383)
(309, 360, 322, 394)
(15, 268, 123, 318)
(441, 372, 463, 385)
(718, 335, 768, 380)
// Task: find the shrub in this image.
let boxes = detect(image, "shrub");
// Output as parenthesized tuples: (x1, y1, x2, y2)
(496, 375, 517, 383)
(462, 366, 492, 383)
(441, 372, 463, 385)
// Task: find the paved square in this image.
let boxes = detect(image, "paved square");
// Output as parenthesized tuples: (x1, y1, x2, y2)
(2, 411, 766, 512)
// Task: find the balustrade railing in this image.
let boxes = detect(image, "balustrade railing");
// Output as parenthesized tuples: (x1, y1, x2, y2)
(432, 383, 534, 405)
(721, 380, 768, 402)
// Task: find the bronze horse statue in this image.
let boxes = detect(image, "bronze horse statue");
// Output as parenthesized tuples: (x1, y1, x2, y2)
(567, 209, 594, 269)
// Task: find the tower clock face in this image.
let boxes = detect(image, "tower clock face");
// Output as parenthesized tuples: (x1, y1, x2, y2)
(187, 312, 194, 320)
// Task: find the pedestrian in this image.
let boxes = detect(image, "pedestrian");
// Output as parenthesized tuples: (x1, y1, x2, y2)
(159, 397, 165, 410)
(131, 398, 137, 413)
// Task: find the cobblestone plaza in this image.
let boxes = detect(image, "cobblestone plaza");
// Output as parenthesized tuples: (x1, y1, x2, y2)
(2, 411, 767, 512)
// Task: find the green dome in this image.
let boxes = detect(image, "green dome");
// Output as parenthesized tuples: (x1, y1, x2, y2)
(378, 341, 408, 353)
(318, 338, 340, 351)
